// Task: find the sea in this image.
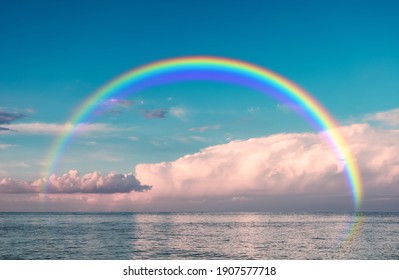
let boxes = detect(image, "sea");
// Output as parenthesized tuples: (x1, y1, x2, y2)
(0, 212, 398, 260)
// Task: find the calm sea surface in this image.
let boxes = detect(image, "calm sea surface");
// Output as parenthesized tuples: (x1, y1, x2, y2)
(0, 212, 398, 259)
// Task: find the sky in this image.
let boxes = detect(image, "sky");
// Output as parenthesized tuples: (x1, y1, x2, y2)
(0, 0, 399, 211)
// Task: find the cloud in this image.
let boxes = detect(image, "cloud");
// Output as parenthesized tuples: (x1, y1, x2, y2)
(0, 122, 118, 135)
(170, 107, 187, 119)
(128, 136, 140, 141)
(107, 98, 134, 107)
(232, 196, 249, 202)
(276, 103, 301, 113)
(136, 132, 344, 198)
(247, 107, 260, 113)
(143, 109, 167, 119)
(189, 125, 220, 132)
(0, 110, 25, 124)
(0, 178, 34, 193)
(190, 136, 208, 142)
(0, 144, 17, 150)
(95, 98, 134, 115)
(3, 108, 399, 211)
(0, 170, 151, 194)
(135, 123, 399, 200)
(363, 108, 399, 127)
(0, 110, 25, 130)
(11, 162, 30, 168)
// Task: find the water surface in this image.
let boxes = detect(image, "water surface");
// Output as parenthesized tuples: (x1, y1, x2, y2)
(0, 212, 398, 259)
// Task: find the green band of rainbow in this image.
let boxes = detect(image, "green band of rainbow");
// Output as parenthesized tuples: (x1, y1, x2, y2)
(41, 56, 363, 210)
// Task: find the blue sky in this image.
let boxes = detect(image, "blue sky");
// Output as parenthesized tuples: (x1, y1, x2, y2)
(1, 0, 399, 211)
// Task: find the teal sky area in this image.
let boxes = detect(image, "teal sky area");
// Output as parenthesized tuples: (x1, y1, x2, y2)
(0, 0, 399, 211)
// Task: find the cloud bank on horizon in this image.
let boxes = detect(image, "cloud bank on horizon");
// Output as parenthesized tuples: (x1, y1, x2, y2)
(0, 170, 151, 194)
(1, 108, 398, 211)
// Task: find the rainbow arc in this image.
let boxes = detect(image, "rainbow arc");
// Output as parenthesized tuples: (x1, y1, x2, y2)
(41, 56, 362, 210)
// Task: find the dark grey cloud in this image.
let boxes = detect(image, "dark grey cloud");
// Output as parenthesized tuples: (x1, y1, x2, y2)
(0, 110, 25, 130)
(143, 109, 168, 119)
(0, 111, 25, 124)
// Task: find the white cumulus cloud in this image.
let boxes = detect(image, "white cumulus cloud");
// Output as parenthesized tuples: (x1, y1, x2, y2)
(135, 123, 399, 199)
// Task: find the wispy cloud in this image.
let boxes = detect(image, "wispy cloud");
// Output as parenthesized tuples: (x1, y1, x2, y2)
(189, 124, 220, 132)
(0, 110, 25, 124)
(0, 170, 152, 194)
(143, 109, 168, 119)
(247, 107, 260, 113)
(95, 98, 134, 115)
(276, 103, 300, 113)
(171, 135, 209, 144)
(0, 144, 17, 150)
(170, 107, 187, 119)
(232, 196, 249, 202)
(107, 98, 134, 107)
(1, 122, 119, 135)
(190, 136, 208, 142)
(363, 108, 399, 127)
(11, 162, 30, 168)
(0, 110, 26, 130)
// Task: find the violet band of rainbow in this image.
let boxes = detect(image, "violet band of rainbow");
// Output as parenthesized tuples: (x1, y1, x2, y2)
(41, 56, 363, 210)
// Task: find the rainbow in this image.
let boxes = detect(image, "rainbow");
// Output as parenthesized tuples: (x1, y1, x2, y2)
(42, 56, 363, 210)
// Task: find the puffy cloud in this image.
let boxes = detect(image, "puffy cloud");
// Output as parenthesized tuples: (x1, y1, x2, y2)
(135, 123, 399, 200)
(363, 108, 399, 127)
(136, 132, 343, 198)
(1, 122, 118, 135)
(143, 109, 167, 119)
(0, 170, 151, 194)
(0, 178, 35, 193)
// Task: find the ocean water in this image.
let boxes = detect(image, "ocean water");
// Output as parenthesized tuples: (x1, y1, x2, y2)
(0, 212, 398, 260)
